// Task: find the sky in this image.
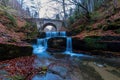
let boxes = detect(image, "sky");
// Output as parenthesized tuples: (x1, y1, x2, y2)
(22, 0, 63, 18)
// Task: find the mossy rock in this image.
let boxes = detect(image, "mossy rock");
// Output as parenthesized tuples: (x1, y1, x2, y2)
(103, 23, 120, 31)
(83, 36, 120, 52)
(0, 43, 33, 61)
(83, 37, 107, 50)
(114, 28, 120, 34)
(47, 37, 66, 52)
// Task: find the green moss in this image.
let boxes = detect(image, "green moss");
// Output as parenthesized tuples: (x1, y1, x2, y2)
(83, 37, 106, 49)
(103, 21, 120, 31)
(114, 28, 120, 34)
(90, 11, 101, 20)
(5, 12, 17, 27)
(85, 26, 93, 32)
(72, 25, 85, 35)
(68, 16, 75, 25)
(24, 22, 38, 39)
(10, 75, 25, 80)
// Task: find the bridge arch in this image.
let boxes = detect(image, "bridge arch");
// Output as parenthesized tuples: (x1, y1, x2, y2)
(42, 23, 57, 32)
(25, 18, 63, 32)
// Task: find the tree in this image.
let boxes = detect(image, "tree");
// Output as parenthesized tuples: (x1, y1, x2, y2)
(113, 0, 118, 9)
(56, 14, 60, 20)
(0, 0, 9, 6)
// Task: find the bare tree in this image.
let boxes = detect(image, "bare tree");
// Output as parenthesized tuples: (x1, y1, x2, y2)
(113, 0, 118, 8)
(0, 0, 9, 6)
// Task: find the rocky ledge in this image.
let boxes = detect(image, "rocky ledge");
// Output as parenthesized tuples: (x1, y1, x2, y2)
(0, 42, 33, 61)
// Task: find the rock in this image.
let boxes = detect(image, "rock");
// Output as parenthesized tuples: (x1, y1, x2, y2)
(72, 36, 120, 57)
(72, 37, 86, 51)
(47, 37, 66, 52)
(0, 43, 33, 61)
(49, 66, 68, 78)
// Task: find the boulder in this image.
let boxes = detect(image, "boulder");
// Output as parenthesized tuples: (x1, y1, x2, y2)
(72, 36, 120, 57)
(47, 37, 66, 52)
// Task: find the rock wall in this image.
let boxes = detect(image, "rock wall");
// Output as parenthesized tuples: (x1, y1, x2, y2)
(0, 43, 33, 61)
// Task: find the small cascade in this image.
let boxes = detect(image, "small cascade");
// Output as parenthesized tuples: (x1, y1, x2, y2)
(33, 31, 71, 54)
(46, 32, 51, 38)
(52, 32, 59, 37)
(60, 31, 66, 37)
(65, 37, 72, 53)
(33, 39, 47, 54)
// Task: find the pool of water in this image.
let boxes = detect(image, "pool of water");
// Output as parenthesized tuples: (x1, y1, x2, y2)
(31, 51, 120, 80)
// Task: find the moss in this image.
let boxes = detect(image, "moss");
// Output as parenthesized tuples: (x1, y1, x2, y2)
(71, 25, 85, 35)
(22, 22, 38, 39)
(114, 18, 120, 23)
(10, 75, 25, 80)
(85, 26, 93, 32)
(5, 12, 17, 27)
(114, 28, 120, 34)
(103, 21, 120, 31)
(83, 37, 106, 50)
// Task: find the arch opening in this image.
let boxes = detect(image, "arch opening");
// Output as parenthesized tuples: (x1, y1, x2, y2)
(42, 23, 57, 32)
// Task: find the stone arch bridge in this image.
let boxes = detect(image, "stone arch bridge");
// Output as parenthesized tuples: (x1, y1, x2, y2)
(25, 18, 63, 32)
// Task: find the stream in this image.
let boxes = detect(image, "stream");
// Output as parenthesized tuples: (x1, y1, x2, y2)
(32, 31, 120, 80)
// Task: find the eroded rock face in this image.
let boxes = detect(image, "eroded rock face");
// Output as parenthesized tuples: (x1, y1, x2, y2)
(0, 43, 33, 61)
(72, 37, 86, 51)
(47, 37, 66, 52)
(72, 36, 120, 57)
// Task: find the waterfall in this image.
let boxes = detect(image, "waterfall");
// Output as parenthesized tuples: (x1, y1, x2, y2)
(46, 32, 51, 38)
(33, 39, 47, 54)
(65, 37, 72, 53)
(52, 32, 59, 37)
(60, 31, 66, 37)
(33, 31, 68, 54)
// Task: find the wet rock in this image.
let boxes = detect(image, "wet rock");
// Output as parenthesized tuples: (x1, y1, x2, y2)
(32, 72, 63, 80)
(47, 37, 66, 52)
(72, 37, 86, 51)
(49, 66, 68, 78)
(72, 36, 120, 57)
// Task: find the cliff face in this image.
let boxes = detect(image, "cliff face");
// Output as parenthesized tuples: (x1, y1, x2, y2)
(0, 9, 36, 60)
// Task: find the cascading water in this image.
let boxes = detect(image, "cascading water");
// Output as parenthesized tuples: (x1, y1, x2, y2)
(65, 37, 72, 53)
(33, 31, 88, 57)
(33, 31, 67, 54)
(33, 39, 47, 54)
(52, 32, 59, 37)
(46, 32, 51, 38)
(60, 31, 66, 37)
